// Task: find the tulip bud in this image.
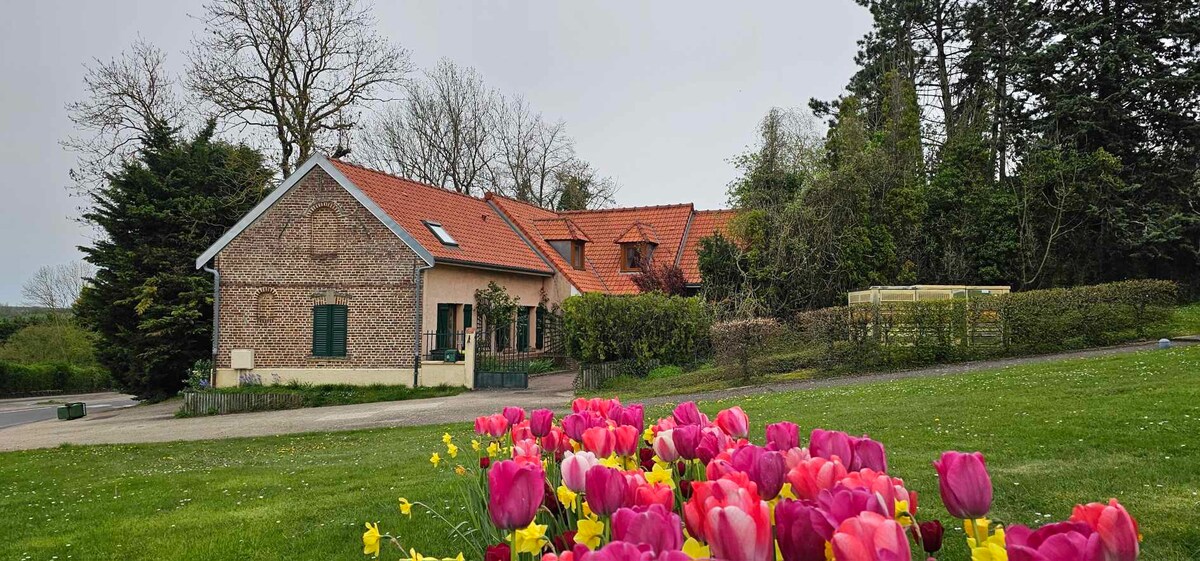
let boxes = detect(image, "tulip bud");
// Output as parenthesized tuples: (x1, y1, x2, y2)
(502, 406, 527, 426)
(765, 421, 799, 451)
(932, 451, 993, 519)
(672, 424, 702, 461)
(584, 465, 629, 516)
(916, 520, 944, 553)
(1070, 498, 1139, 561)
(851, 436, 888, 472)
(672, 401, 708, 426)
(715, 406, 750, 438)
(479, 456, 491, 469)
(529, 408, 554, 438)
(653, 429, 679, 462)
(810, 428, 855, 466)
(560, 450, 598, 493)
(487, 459, 544, 530)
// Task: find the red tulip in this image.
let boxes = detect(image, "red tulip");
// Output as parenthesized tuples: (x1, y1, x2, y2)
(1005, 521, 1100, 561)
(672, 401, 709, 426)
(705, 499, 773, 561)
(612, 504, 684, 553)
(613, 425, 640, 457)
(560, 450, 598, 492)
(914, 520, 944, 554)
(530, 408, 555, 438)
(633, 482, 675, 511)
(683, 473, 761, 545)
(786, 456, 848, 500)
(716, 406, 750, 438)
(475, 414, 509, 438)
(582, 426, 616, 457)
(479, 456, 491, 469)
(765, 421, 800, 451)
(776, 499, 837, 561)
(933, 451, 992, 519)
(810, 428, 855, 466)
(585, 465, 629, 516)
(541, 426, 571, 458)
(639, 447, 656, 471)
(1070, 498, 1139, 561)
(831, 511, 912, 561)
(851, 437, 888, 473)
(487, 459, 544, 530)
(706, 459, 739, 481)
(485, 543, 511, 561)
(502, 406, 527, 427)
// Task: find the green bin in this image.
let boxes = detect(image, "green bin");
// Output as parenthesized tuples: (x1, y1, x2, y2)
(57, 402, 87, 420)
(443, 349, 459, 363)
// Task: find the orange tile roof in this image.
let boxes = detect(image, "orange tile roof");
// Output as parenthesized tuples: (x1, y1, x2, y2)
(555, 203, 695, 294)
(330, 160, 553, 275)
(533, 218, 592, 242)
(486, 194, 611, 292)
(678, 209, 737, 284)
(614, 222, 661, 245)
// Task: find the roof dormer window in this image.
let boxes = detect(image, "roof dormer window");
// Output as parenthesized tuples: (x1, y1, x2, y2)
(621, 242, 652, 272)
(424, 221, 458, 246)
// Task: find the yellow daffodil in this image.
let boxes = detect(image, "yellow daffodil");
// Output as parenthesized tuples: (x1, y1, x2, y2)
(486, 441, 501, 458)
(363, 522, 382, 556)
(511, 522, 549, 554)
(398, 497, 413, 516)
(894, 500, 912, 526)
(557, 484, 578, 511)
(445, 555, 465, 561)
(442, 433, 453, 445)
(581, 500, 594, 519)
(447, 442, 458, 458)
(430, 452, 441, 467)
(454, 464, 467, 476)
(471, 439, 481, 452)
(405, 548, 426, 561)
(598, 454, 623, 468)
(966, 519, 1008, 561)
(575, 517, 604, 550)
(825, 541, 835, 561)
(682, 537, 710, 559)
(780, 483, 797, 500)
(646, 463, 675, 488)
(643, 426, 655, 443)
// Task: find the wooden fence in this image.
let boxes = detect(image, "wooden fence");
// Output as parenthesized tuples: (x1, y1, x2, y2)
(180, 391, 304, 416)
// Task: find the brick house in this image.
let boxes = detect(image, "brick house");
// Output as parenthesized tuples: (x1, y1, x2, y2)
(195, 154, 733, 387)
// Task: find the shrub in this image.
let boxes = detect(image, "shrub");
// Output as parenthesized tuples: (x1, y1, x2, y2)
(712, 318, 782, 381)
(562, 292, 712, 365)
(0, 322, 99, 366)
(0, 361, 112, 396)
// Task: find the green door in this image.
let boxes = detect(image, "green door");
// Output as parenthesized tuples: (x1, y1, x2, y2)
(435, 303, 454, 357)
(516, 307, 530, 351)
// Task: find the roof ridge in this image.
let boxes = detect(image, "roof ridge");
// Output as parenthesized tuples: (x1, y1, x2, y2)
(331, 158, 491, 205)
(484, 192, 560, 214)
(559, 202, 694, 214)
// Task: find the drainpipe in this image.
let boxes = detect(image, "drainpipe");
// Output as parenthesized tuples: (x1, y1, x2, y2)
(202, 262, 220, 387)
(413, 260, 434, 388)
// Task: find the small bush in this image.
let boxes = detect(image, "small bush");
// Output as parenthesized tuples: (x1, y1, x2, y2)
(562, 292, 712, 364)
(712, 318, 782, 381)
(0, 361, 112, 396)
(527, 359, 557, 375)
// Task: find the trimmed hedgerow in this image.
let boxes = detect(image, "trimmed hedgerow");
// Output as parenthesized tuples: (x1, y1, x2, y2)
(0, 361, 112, 396)
(562, 292, 712, 366)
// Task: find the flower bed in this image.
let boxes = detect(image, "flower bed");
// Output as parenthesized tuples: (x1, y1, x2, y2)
(363, 398, 1140, 560)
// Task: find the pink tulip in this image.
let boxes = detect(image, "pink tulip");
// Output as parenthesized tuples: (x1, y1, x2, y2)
(818, 485, 890, 526)
(716, 406, 750, 438)
(620, 404, 646, 432)
(511, 421, 533, 443)
(530, 408, 555, 438)
(487, 459, 544, 530)
(831, 511, 912, 561)
(776, 499, 837, 561)
(612, 505, 683, 553)
(851, 437, 888, 473)
(705, 499, 773, 561)
(613, 425, 640, 457)
(933, 451, 992, 519)
(784, 447, 812, 469)
(683, 473, 761, 546)
(1070, 499, 1139, 561)
(582, 426, 616, 458)
(475, 414, 509, 438)
(810, 428, 855, 465)
(706, 459, 739, 481)
(672, 424, 702, 461)
(840, 469, 911, 517)
(765, 422, 800, 451)
(502, 406, 527, 427)
(512, 438, 541, 465)
(585, 465, 629, 516)
(696, 426, 732, 464)
(633, 482, 675, 511)
(1005, 522, 1100, 561)
(583, 541, 691, 561)
(672, 401, 709, 426)
(786, 456, 849, 500)
(541, 426, 571, 457)
(561, 450, 599, 492)
(653, 429, 679, 462)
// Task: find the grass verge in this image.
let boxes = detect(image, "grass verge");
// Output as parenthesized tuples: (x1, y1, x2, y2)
(200, 382, 467, 409)
(1, 346, 1198, 559)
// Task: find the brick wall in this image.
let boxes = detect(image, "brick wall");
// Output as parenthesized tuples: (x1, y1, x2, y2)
(214, 166, 423, 370)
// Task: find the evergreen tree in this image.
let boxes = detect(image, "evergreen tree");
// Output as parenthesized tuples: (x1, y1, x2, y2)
(75, 122, 270, 398)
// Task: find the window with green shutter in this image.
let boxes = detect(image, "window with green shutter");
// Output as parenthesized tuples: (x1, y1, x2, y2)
(312, 304, 348, 357)
(463, 304, 473, 328)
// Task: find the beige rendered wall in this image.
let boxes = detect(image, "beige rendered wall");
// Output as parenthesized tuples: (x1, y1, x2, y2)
(420, 264, 556, 338)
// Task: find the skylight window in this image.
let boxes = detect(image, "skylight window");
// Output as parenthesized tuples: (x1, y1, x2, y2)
(424, 221, 458, 246)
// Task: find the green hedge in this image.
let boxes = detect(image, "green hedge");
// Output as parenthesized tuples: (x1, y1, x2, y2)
(562, 292, 712, 365)
(794, 279, 1178, 369)
(0, 361, 113, 396)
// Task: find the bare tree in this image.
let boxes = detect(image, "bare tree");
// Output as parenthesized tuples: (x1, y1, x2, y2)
(187, 0, 412, 176)
(555, 160, 618, 211)
(490, 95, 578, 207)
(63, 39, 184, 191)
(362, 59, 498, 194)
(21, 262, 95, 310)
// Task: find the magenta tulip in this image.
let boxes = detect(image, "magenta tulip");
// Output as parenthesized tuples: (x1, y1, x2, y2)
(487, 459, 544, 530)
(612, 505, 684, 553)
(754, 451, 787, 500)
(620, 404, 646, 432)
(585, 465, 630, 516)
(672, 401, 709, 426)
(933, 451, 993, 519)
(696, 427, 731, 464)
(1005, 522, 1100, 561)
(584, 541, 691, 561)
(562, 412, 590, 442)
(716, 406, 750, 438)
(502, 406, 526, 427)
(776, 499, 837, 561)
(765, 422, 799, 451)
(530, 408, 554, 438)
(818, 484, 890, 526)
(851, 437, 888, 473)
(810, 428, 855, 465)
(672, 424, 702, 461)
(561, 450, 599, 492)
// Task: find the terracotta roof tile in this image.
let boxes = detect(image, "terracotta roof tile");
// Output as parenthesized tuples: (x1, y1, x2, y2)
(330, 160, 552, 274)
(678, 209, 737, 284)
(613, 222, 661, 245)
(533, 218, 592, 242)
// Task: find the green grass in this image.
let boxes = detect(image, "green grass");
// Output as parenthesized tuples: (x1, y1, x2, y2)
(1164, 301, 1200, 337)
(204, 382, 467, 408)
(3, 346, 1200, 559)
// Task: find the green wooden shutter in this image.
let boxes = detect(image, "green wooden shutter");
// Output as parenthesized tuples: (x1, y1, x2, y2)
(312, 305, 331, 356)
(330, 304, 348, 357)
(463, 304, 473, 328)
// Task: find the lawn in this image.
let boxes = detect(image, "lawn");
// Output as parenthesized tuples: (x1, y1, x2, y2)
(2, 346, 1199, 560)
(197, 382, 467, 409)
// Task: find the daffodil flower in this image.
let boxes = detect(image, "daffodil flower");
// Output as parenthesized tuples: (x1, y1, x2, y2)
(430, 452, 441, 467)
(454, 465, 467, 476)
(441, 433, 452, 445)
(447, 443, 458, 458)
(556, 484, 578, 511)
(398, 497, 413, 516)
(643, 426, 655, 443)
(511, 522, 549, 554)
(575, 517, 604, 549)
(362, 522, 382, 557)
(646, 462, 675, 488)
(682, 536, 710, 559)
(486, 441, 501, 458)
(471, 439, 481, 452)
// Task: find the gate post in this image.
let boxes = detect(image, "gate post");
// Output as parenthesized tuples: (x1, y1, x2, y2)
(464, 328, 476, 389)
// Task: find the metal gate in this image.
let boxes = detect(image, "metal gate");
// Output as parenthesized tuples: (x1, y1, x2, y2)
(474, 322, 530, 389)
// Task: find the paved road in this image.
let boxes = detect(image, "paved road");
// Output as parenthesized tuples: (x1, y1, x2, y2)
(0, 392, 138, 429)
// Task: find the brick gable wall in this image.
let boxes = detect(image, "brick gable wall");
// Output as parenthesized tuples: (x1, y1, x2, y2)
(214, 167, 423, 370)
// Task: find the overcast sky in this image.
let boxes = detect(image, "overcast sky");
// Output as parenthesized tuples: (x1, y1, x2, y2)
(0, 1, 872, 304)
